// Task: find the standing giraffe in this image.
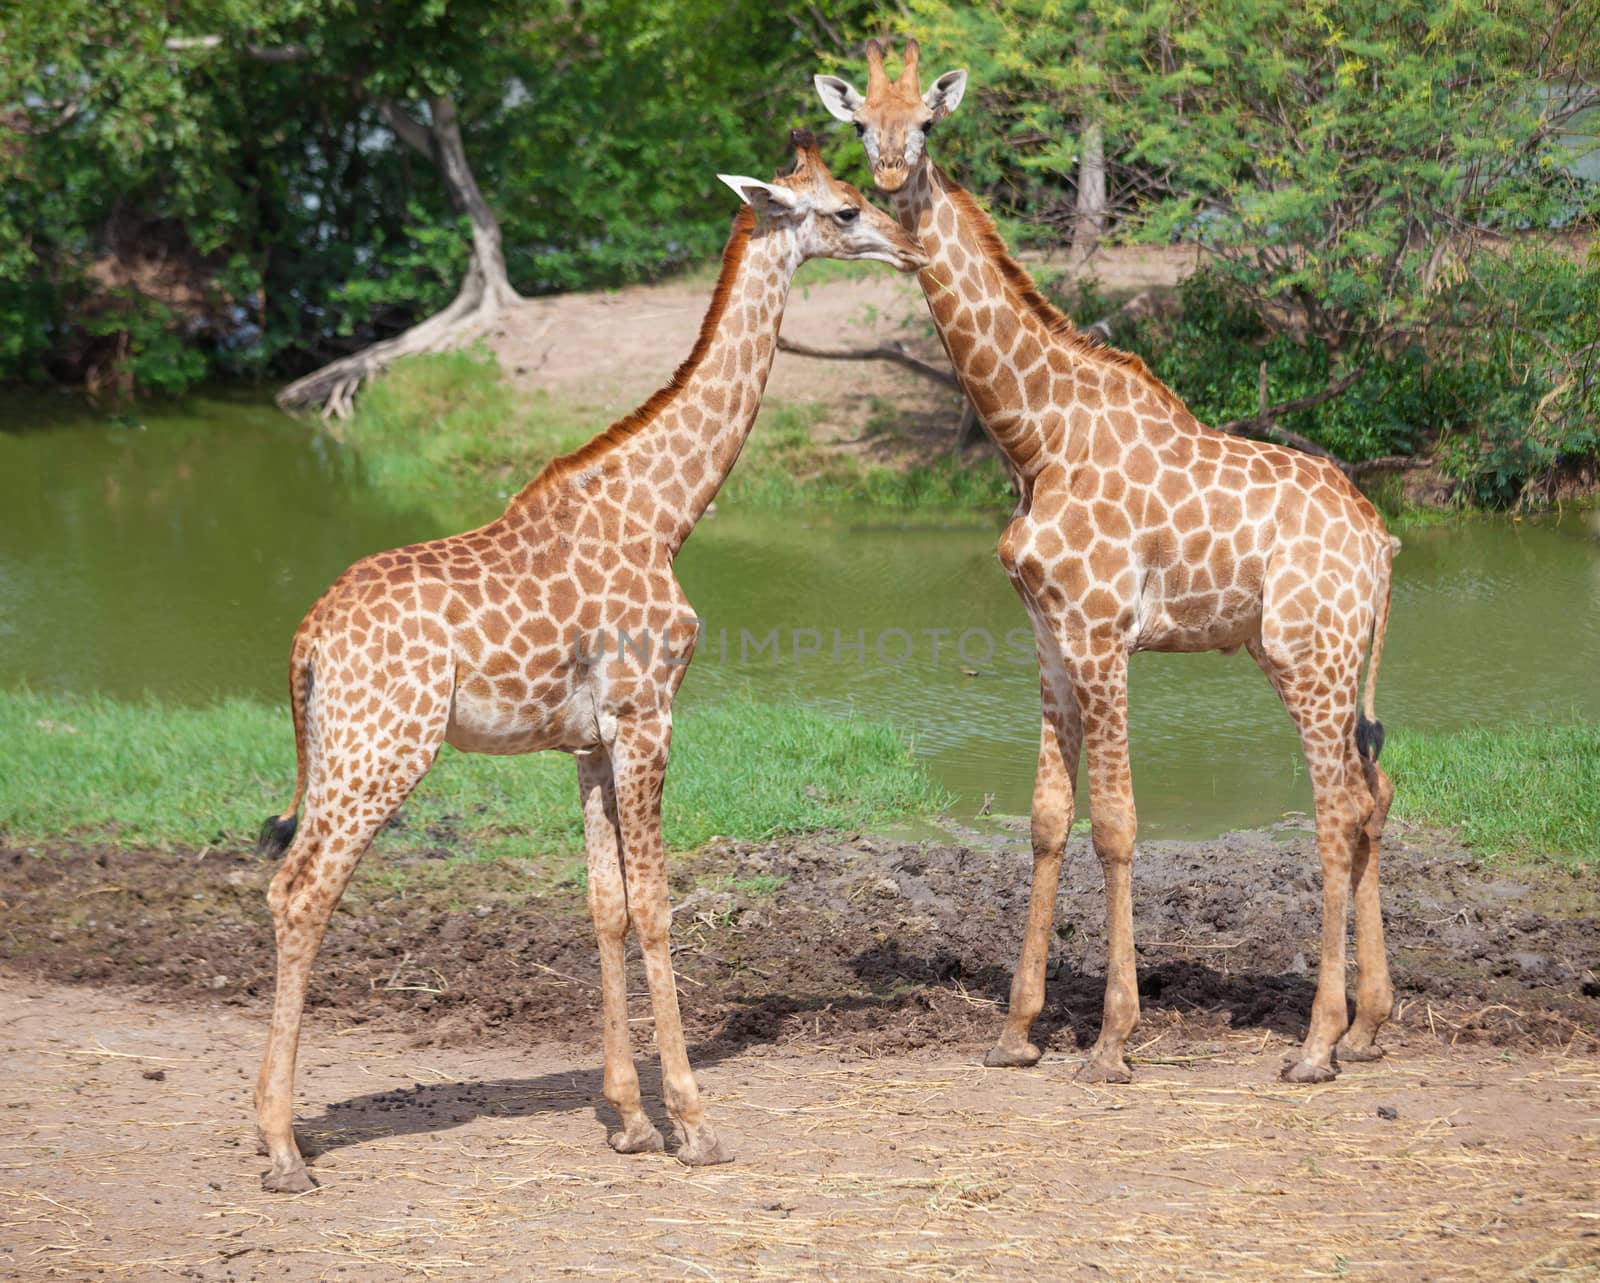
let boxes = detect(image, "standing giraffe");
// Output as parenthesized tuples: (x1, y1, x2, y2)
(251, 133, 928, 1192)
(817, 42, 1398, 1085)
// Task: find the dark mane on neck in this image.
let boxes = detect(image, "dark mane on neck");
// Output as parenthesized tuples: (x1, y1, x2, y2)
(521, 207, 756, 498)
(933, 167, 1184, 411)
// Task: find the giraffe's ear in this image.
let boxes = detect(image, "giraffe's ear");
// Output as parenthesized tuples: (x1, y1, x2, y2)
(923, 69, 967, 121)
(814, 74, 865, 123)
(717, 174, 803, 213)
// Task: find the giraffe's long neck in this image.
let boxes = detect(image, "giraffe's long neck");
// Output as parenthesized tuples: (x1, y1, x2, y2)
(610, 211, 799, 555)
(893, 166, 1089, 487)
(516, 210, 798, 556)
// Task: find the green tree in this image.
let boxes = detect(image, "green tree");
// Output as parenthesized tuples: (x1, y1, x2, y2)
(0, 0, 872, 403)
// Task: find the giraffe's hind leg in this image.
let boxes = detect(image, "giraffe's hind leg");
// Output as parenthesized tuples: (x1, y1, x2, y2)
(1337, 758, 1395, 1062)
(254, 718, 444, 1191)
(609, 715, 730, 1166)
(1252, 639, 1378, 1084)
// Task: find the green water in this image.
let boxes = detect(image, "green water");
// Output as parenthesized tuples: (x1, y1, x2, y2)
(4, 394, 1599, 837)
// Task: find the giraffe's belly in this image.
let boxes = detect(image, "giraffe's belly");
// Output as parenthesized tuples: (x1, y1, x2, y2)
(1134, 591, 1262, 654)
(444, 681, 600, 755)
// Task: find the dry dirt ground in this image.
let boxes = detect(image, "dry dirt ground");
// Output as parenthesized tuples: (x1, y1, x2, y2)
(2, 819, 1598, 1280)
(487, 244, 1196, 463)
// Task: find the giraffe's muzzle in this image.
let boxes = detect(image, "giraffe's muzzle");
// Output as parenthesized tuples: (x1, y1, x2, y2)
(873, 163, 911, 193)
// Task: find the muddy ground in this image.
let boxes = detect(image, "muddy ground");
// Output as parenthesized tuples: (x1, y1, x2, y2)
(5, 817, 1597, 1056)
(3, 818, 1597, 1279)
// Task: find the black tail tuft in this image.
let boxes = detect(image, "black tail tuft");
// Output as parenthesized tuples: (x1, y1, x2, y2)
(256, 813, 298, 860)
(1355, 715, 1386, 763)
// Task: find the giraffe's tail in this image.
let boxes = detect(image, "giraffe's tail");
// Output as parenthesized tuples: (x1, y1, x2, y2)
(1355, 535, 1398, 764)
(256, 637, 314, 860)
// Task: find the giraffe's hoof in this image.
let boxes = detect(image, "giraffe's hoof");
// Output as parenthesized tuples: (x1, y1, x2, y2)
(1075, 1056, 1133, 1085)
(983, 1040, 1043, 1069)
(1281, 1058, 1339, 1084)
(261, 1163, 317, 1194)
(608, 1122, 666, 1156)
(674, 1126, 733, 1167)
(1335, 1037, 1385, 1064)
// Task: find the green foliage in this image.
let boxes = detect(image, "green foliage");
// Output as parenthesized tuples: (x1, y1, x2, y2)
(1385, 723, 1600, 864)
(1431, 246, 1600, 507)
(327, 205, 472, 339)
(81, 292, 211, 397)
(1072, 269, 1430, 462)
(4, 0, 1594, 508)
(0, 689, 948, 858)
(1075, 242, 1600, 507)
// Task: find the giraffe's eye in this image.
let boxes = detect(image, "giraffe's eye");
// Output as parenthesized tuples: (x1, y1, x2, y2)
(853, 121, 866, 137)
(923, 118, 937, 135)
(834, 207, 860, 224)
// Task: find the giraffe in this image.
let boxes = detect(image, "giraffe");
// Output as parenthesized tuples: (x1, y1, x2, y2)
(250, 132, 928, 1192)
(817, 41, 1398, 1086)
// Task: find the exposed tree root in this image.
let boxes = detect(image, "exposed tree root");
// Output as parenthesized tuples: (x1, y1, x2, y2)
(276, 92, 521, 419)
(276, 264, 516, 419)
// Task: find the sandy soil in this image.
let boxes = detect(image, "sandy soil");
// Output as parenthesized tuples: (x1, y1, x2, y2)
(2, 819, 1597, 1279)
(485, 244, 1195, 464)
(5, 980, 1596, 1282)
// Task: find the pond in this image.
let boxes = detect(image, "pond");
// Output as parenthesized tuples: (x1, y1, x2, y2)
(4, 393, 1598, 837)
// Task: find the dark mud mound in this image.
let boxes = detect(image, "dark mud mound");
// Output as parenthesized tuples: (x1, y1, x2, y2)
(2, 821, 1595, 1059)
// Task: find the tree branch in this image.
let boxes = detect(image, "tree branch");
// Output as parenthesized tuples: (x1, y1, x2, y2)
(379, 99, 435, 160)
(164, 36, 310, 62)
(775, 336, 960, 389)
(1348, 454, 1431, 479)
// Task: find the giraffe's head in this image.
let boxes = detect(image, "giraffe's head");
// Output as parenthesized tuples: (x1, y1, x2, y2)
(814, 38, 966, 194)
(717, 130, 928, 271)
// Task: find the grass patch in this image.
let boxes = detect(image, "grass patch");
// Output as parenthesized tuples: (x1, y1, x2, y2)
(711, 401, 1014, 509)
(340, 349, 1012, 518)
(340, 347, 599, 518)
(0, 690, 948, 863)
(1385, 723, 1599, 864)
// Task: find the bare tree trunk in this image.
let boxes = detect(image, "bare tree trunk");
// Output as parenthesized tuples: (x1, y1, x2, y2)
(277, 93, 521, 417)
(1072, 29, 1107, 259)
(418, 95, 519, 311)
(1071, 119, 1107, 258)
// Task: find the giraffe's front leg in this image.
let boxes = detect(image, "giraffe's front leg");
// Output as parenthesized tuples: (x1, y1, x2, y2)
(985, 676, 1081, 1068)
(609, 716, 730, 1167)
(577, 753, 665, 1156)
(1071, 647, 1140, 1084)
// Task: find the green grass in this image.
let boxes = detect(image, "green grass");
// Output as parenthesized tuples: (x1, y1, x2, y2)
(1385, 723, 1600, 864)
(0, 690, 950, 863)
(718, 402, 1015, 509)
(340, 348, 1013, 519)
(341, 348, 599, 517)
